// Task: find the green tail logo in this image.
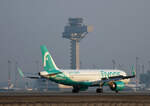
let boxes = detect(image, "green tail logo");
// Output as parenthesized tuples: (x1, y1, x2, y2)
(40, 45, 59, 71)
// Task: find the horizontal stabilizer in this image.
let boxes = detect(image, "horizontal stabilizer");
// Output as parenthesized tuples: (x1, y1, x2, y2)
(17, 67, 43, 79)
(48, 70, 62, 75)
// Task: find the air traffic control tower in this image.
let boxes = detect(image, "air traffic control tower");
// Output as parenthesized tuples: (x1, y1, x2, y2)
(62, 18, 93, 69)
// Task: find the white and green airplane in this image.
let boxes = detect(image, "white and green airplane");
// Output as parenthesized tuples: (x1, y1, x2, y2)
(18, 45, 136, 93)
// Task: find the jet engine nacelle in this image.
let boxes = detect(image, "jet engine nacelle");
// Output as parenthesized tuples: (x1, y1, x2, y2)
(109, 81, 125, 91)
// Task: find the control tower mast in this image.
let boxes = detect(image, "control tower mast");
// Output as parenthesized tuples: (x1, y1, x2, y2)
(63, 18, 93, 69)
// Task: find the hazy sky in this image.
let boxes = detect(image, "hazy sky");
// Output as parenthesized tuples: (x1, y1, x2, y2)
(0, 0, 150, 82)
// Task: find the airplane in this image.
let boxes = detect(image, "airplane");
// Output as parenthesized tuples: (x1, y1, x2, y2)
(18, 45, 136, 93)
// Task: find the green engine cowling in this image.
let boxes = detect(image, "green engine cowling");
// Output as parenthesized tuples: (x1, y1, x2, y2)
(110, 81, 125, 91)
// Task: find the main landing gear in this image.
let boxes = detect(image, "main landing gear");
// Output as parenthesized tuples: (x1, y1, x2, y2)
(115, 90, 119, 93)
(72, 85, 79, 93)
(96, 88, 103, 93)
(72, 88, 79, 93)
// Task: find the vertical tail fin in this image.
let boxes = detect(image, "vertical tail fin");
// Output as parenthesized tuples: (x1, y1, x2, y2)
(40, 45, 59, 71)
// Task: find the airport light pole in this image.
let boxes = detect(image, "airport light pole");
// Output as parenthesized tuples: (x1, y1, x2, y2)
(14, 61, 18, 88)
(135, 57, 139, 92)
(142, 64, 144, 74)
(112, 59, 116, 69)
(8, 60, 11, 90)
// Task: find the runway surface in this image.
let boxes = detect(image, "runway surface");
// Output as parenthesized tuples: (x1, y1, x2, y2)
(0, 91, 150, 96)
(0, 91, 150, 106)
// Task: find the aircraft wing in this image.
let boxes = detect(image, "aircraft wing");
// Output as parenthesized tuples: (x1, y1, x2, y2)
(92, 74, 135, 86)
(92, 67, 136, 86)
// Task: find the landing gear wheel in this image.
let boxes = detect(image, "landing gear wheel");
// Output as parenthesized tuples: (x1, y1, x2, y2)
(72, 89, 79, 93)
(96, 88, 103, 93)
(115, 90, 119, 93)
